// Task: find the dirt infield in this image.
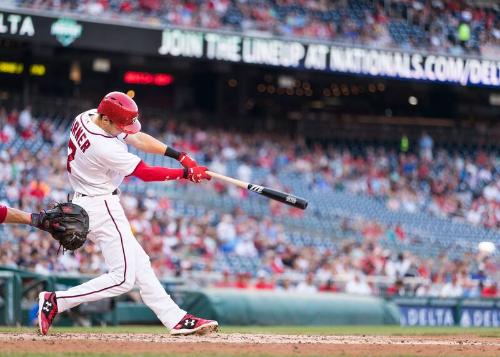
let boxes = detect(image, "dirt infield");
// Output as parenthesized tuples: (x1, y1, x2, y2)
(1, 332, 500, 356)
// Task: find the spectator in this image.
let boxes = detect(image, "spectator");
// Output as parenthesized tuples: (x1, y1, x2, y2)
(345, 274, 372, 295)
(234, 272, 250, 289)
(440, 275, 463, 298)
(319, 279, 339, 293)
(19, 105, 32, 131)
(481, 281, 498, 298)
(214, 270, 234, 288)
(457, 21, 471, 49)
(18, 106, 33, 137)
(295, 272, 318, 293)
(419, 132, 433, 161)
(29, 180, 49, 201)
(217, 214, 236, 251)
(386, 279, 405, 296)
(254, 271, 274, 290)
(235, 235, 258, 257)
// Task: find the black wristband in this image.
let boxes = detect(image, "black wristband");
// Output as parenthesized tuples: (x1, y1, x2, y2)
(30, 213, 41, 228)
(165, 146, 181, 160)
(183, 167, 188, 179)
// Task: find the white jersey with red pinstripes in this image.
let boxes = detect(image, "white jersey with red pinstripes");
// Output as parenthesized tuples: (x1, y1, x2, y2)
(66, 109, 141, 196)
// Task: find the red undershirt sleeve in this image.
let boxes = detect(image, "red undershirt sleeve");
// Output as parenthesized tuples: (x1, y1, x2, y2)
(130, 160, 185, 182)
(0, 205, 7, 224)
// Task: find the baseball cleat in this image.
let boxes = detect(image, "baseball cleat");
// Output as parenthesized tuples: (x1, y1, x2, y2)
(38, 292, 58, 335)
(170, 313, 219, 336)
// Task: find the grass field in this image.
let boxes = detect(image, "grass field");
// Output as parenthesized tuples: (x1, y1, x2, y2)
(1, 325, 499, 357)
(1, 325, 500, 337)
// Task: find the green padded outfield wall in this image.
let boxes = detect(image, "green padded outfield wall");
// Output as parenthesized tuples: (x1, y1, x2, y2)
(178, 289, 400, 325)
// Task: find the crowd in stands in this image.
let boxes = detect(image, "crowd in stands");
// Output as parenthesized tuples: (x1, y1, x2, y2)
(0, 107, 499, 298)
(153, 121, 500, 230)
(12, 0, 500, 57)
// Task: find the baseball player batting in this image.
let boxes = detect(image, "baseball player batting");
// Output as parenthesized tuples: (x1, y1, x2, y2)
(37, 91, 218, 336)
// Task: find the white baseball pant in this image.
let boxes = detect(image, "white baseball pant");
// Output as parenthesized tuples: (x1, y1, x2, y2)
(55, 193, 186, 329)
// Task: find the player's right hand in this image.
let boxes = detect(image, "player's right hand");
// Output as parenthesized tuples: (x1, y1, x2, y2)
(178, 152, 197, 169)
(185, 166, 211, 183)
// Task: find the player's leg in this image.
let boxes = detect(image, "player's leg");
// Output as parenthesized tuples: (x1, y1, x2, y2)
(133, 240, 218, 335)
(39, 197, 136, 335)
(54, 232, 136, 309)
(133, 244, 185, 328)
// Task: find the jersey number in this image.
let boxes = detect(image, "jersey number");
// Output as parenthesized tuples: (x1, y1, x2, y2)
(67, 138, 77, 173)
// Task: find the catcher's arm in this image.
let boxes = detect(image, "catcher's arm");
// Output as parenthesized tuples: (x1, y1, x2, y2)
(1, 204, 89, 251)
(31, 203, 89, 251)
(0, 205, 32, 225)
(0, 204, 68, 232)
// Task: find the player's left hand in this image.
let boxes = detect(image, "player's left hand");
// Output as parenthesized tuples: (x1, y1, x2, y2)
(185, 166, 211, 183)
(178, 152, 197, 169)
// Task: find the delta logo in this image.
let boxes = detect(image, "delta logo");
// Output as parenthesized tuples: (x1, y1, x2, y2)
(51, 18, 82, 47)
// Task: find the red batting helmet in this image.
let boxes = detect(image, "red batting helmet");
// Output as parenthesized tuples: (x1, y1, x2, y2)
(97, 91, 141, 134)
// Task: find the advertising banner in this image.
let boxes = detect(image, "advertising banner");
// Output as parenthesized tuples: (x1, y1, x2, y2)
(1, 9, 499, 87)
(459, 307, 500, 327)
(396, 298, 500, 327)
(0, 10, 159, 51)
(399, 306, 455, 327)
(157, 29, 500, 87)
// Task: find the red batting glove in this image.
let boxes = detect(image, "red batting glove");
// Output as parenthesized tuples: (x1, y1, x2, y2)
(178, 152, 197, 169)
(185, 166, 211, 183)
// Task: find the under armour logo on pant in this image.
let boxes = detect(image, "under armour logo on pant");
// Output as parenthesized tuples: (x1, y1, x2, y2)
(183, 319, 196, 328)
(43, 302, 52, 312)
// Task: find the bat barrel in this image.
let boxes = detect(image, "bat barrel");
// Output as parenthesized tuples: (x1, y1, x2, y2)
(206, 171, 308, 210)
(248, 184, 308, 210)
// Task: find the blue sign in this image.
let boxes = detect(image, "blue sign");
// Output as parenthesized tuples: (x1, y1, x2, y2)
(460, 308, 500, 327)
(399, 306, 455, 326)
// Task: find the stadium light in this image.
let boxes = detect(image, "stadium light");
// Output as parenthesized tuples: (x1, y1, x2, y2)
(0, 61, 23, 74)
(0, 62, 46, 76)
(489, 93, 500, 106)
(30, 64, 46, 76)
(93, 58, 110, 73)
(278, 75, 294, 89)
(69, 62, 81, 83)
(123, 71, 174, 86)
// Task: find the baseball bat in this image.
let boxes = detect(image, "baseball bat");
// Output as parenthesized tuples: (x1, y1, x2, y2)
(206, 171, 308, 210)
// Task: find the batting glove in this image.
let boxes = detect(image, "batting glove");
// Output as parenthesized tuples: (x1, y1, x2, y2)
(184, 166, 211, 183)
(179, 152, 197, 169)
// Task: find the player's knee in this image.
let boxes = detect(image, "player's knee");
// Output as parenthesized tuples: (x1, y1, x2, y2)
(120, 277, 135, 292)
(109, 270, 135, 292)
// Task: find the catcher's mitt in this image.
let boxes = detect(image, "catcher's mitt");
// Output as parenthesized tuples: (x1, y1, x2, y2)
(31, 202, 89, 251)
